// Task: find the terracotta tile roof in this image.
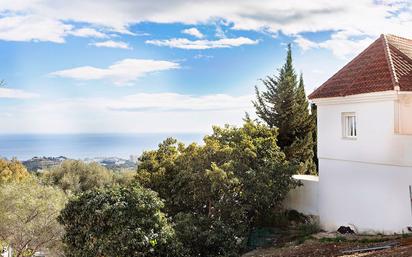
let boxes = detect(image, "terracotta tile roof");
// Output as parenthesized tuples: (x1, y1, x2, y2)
(309, 34, 412, 99)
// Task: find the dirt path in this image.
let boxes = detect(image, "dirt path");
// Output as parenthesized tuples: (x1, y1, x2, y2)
(243, 238, 412, 257)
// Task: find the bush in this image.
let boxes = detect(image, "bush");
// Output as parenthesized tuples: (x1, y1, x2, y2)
(296, 222, 320, 239)
(41, 160, 113, 194)
(174, 212, 247, 257)
(0, 158, 29, 183)
(58, 184, 182, 257)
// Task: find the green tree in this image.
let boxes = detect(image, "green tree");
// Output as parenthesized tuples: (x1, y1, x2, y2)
(254, 44, 317, 174)
(58, 184, 181, 257)
(112, 170, 136, 186)
(310, 103, 318, 170)
(136, 119, 298, 257)
(0, 180, 67, 257)
(41, 160, 113, 194)
(0, 158, 30, 183)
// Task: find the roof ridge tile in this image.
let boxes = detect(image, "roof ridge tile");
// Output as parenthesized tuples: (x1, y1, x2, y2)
(386, 34, 412, 43)
(382, 34, 399, 90)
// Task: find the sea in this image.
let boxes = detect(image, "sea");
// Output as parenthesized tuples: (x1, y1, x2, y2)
(0, 133, 205, 160)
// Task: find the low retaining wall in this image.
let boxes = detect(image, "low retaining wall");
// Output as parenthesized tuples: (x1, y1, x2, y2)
(284, 175, 319, 216)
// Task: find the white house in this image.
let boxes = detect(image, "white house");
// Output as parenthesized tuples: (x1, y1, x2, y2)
(287, 34, 412, 234)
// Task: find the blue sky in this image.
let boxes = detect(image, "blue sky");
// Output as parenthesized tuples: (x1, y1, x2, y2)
(0, 0, 411, 133)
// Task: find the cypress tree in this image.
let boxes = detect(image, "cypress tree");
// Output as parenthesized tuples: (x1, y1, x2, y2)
(310, 103, 318, 171)
(254, 44, 297, 149)
(253, 44, 317, 175)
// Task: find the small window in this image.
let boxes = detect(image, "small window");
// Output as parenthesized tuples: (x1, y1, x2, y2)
(342, 112, 357, 138)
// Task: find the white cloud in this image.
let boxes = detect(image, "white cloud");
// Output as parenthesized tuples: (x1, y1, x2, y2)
(294, 33, 375, 59)
(0, 93, 254, 133)
(318, 37, 374, 59)
(49, 58, 180, 85)
(146, 37, 259, 49)
(0, 88, 38, 99)
(294, 35, 318, 51)
(182, 27, 204, 38)
(69, 28, 107, 38)
(1, 0, 410, 49)
(0, 15, 105, 43)
(0, 14, 71, 43)
(90, 40, 131, 49)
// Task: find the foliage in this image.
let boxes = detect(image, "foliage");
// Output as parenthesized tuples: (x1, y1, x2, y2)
(311, 103, 319, 170)
(295, 222, 321, 244)
(0, 158, 30, 183)
(58, 184, 181, 257)
(112, 170, 136, 186)
(136, 119, 298, 257)
(174, 212, 245, 257)
(0, 179, 67, 257)
(254, 45, 317, 174)
(41, 160, 114, 194)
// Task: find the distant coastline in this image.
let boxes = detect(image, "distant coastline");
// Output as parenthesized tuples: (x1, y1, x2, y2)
(21, 156, 138, 172)
(0, 133, 204, 160)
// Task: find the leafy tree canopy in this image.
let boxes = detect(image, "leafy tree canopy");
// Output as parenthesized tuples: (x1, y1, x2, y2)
(0, 180, 67, 257)
(58, 184, 181, 257)
(0, 158, 30, 183)
(41, 160, 114, 194)
(136, 119, 298, 257)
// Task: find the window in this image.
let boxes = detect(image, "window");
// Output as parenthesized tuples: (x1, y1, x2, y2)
(342, 112, 357, 138)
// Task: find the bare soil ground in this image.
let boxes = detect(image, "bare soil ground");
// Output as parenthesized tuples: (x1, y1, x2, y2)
(243, 234, 412, 257)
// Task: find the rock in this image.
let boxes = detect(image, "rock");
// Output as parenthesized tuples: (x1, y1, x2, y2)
(337, 226, 355, 234)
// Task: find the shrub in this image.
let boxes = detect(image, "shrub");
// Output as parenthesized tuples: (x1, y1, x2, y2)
(0, 158, 29, 183)
(41, 160, 113, 194)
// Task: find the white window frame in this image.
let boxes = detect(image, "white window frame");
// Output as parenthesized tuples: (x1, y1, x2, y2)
(342, 112, 357, 139)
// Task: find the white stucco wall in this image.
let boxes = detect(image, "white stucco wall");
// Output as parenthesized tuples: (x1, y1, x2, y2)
(398, 94, 412, 134)
(313, 91, 412, 233)
(316, 92, 412, 166)
(319, 158, 412, 234)
(285, 175, 319, 216)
